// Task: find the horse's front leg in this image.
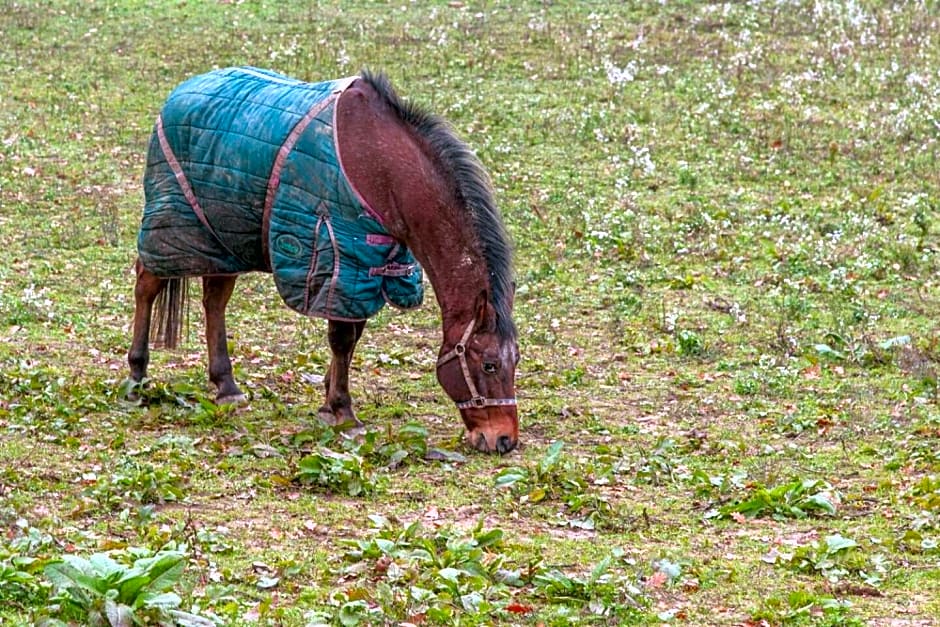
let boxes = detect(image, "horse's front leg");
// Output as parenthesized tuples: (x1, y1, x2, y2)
(319, 319, 367, 426)
(127, 260, 167, 385)
(202, 275, 245, 403)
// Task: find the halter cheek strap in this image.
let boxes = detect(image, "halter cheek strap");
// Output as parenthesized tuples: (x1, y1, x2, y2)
(436, 319, 517, 410)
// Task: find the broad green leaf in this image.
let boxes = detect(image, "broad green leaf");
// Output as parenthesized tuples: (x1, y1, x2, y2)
(539, 440, 565, 476)
(814, 344, 845, 360)
(44, 560, 109, 597)
(460, 590, 483, 612)
(386, 448, 409, 468)
(60, 554, 98, 577)
(140, 591, 182, 609)
(825, 535, 857, 554)
(136, 553, 185, 594)
(805, 493, 837, 514)
(375, 538, 397, 555)
(116, 575, 150, 605)
(474, 528, 503, 548)
(408, 548, 434, 563)
(409, 586, 435, 602)
(589, 555, 612, 584)
(494, 469, 527, 488)
(438, 567, 463, 583)
(338, 600, 369, 626)
(425, 448, 467, 463)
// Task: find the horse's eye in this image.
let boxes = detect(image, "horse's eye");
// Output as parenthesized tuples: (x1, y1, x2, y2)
(482, 362, 498, 374)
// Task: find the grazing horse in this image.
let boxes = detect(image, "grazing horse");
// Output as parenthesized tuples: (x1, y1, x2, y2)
(127, 67, 519, 454)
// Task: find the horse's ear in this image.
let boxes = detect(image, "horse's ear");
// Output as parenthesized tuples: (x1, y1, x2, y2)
(474, 289, 490, 329)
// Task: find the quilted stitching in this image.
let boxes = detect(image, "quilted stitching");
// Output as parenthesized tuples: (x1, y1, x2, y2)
(138, 67, 424, 320)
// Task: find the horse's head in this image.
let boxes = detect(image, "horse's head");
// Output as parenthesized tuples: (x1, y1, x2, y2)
(436, 299, 519, 455)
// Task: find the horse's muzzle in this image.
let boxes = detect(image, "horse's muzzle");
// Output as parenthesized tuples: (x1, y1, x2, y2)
(468, 429, 518, 455)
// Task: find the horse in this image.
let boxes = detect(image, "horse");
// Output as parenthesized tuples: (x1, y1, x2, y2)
(127, 67, 519, 454)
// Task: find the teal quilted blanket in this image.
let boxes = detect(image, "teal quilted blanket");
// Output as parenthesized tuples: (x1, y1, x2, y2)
(138, 66, 424, 321)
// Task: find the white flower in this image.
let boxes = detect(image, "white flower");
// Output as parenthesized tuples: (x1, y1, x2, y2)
(603, 58, 638, 85)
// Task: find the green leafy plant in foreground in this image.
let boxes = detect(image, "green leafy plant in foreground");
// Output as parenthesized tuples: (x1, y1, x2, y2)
(708, 478, 839, 520)
(41, 543, 214, 626)
(294, 446, 375, 497)
(0, 555, 43, 606)
(494, 441, 611, 528)
(333, 516, 521, 624)
(763, 534, 889, 587)
(1, 520, 58, 608)
(331, 517, 648, 624)
(751, 589, 862, 626)
(532, 552, 645, 616)
(292, 421, 438, 496)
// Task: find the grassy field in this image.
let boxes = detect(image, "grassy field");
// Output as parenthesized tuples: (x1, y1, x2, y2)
(2, 1, 940, 624)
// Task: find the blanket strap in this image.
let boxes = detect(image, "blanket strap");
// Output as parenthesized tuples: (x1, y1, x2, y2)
(368, 239, 418, 277)
(156, 114, 244, 265)
(369, 262, 418, 278)
(261, 76, 359, 272)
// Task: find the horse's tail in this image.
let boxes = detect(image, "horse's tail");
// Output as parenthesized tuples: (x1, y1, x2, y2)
(151, 277, 189, 349)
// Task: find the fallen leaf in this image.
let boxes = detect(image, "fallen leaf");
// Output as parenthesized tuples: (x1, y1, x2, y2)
(646, 569, 668, 589)
(426, 448, 467, 463)
(802, 364, 821, 379)
(506, 602, 533, 614)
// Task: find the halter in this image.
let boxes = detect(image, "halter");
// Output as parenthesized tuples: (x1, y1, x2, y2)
(436, 319, 518, 410)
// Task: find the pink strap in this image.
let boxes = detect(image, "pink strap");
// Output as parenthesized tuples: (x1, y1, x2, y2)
(156, 115, 212, 234)
(156, 115, 242, 263)
(262, 77, 359, 271)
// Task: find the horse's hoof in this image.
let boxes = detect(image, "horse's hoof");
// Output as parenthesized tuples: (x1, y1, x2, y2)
(318, 406, 362, 429)
(119, 378, 145, 402)
(216, 393, 247, 405)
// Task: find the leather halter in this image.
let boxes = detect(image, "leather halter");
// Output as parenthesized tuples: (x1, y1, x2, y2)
(436, 319, 517, 410)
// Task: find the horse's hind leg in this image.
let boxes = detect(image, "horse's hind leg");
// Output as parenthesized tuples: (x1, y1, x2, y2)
(128, 260, 167, 385)
(319, 319, 366, 426)
(202, 275, 245, 403)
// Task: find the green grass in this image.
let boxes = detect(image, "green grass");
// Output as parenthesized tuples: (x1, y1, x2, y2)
(3, 0, 940, 624)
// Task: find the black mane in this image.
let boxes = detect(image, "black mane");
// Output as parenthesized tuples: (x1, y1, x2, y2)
(359, 69, 517, 341)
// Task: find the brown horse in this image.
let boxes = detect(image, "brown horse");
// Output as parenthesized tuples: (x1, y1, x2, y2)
(127, 68, 519, 454)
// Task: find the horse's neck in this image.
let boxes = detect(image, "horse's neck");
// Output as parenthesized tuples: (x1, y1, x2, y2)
(336, 84, 487, 334)
(378, 169, 486, 332)
(401, 216, 488, 336)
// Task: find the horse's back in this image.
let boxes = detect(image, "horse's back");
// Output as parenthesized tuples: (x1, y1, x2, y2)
(138, 68, 343, 278)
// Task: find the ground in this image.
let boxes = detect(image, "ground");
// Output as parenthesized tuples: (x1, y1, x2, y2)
(1, 1, 940, 625)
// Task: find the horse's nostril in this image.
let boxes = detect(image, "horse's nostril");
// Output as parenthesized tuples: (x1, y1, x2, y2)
(475, 432, 489, 451)
(496, 435, 515, 455)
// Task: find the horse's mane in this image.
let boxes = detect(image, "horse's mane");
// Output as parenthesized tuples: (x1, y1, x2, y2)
(359, 69, 516, 341)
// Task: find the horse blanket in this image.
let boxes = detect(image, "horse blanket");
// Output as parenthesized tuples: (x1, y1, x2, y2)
(138, 66, 424, 321)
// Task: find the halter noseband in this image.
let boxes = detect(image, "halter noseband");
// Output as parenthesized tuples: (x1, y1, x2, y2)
(436, 319, 517, 410)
